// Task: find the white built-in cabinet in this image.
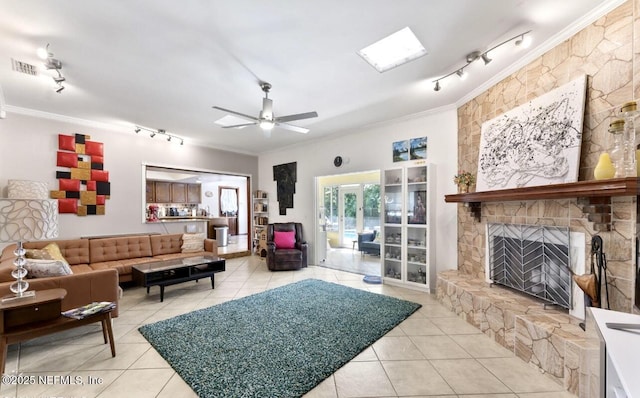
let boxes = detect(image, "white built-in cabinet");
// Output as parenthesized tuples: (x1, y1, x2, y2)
(381, 164, 435, 291)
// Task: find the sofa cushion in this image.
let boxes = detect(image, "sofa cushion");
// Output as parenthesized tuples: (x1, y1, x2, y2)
(25, 259, 73, 278)
(150, 234, 184, 256)
(90, 235, 152, 263)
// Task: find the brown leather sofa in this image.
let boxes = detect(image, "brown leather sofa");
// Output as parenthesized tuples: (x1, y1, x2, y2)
(0, 233, 218, 316)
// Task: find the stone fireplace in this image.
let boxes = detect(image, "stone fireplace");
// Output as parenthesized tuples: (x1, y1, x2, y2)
(486, 223, 586, 319)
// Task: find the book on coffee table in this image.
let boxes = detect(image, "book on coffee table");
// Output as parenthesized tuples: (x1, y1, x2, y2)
(62, 301, 116, 320)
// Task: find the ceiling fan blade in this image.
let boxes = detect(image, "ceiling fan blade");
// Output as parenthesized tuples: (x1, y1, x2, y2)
(221, 122, 257, 129)
(275, 111, 318, 123)
(277, 122, 310, 134)
(212, 106, 258, 122)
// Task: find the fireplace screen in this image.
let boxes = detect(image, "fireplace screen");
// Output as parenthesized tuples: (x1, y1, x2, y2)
(488, 223, 572, 309)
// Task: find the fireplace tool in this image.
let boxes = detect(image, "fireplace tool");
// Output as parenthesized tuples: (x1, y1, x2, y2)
(574, 235, 610, 311)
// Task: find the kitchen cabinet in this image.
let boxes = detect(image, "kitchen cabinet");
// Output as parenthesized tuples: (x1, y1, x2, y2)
(171, 183, 187, 203)
(147, 181, 201, 204)
(381, 164, 435, 292)
(146, 181, 155, 203)
(187, 184, 201, 204)
(154, 181, 172, 203)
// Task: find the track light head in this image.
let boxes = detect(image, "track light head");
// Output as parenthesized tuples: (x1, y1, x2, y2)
(167, 136, 172, 142)
(134, 128, 141, 133)
(36, 44, 51, 60)
(55, 85, 64, 93)
(515, 34, 532, 48)
(53, 75, 65, 83)
(456, 69, 468, 80)
(150, 132, 156, 138)
(45, 58, 62, 70)
(466, 51, 481, 63)
(481, 53, 492, 65)
(434, 81, 441, 92)
(180, 139, 184, 145)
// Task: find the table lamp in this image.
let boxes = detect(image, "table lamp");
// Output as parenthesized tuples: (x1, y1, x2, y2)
(0, 180, 58, 301)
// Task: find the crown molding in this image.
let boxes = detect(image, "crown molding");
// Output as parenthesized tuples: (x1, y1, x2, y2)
(455, 0, 627, 108)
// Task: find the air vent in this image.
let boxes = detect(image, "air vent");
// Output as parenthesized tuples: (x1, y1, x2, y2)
(11, 58, 38, 76)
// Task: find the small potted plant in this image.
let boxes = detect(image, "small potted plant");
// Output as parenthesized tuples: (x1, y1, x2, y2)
(453, 170, 476, 193)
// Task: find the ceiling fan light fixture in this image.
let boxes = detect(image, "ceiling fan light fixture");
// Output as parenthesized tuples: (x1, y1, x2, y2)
(259, 120, 275, 130)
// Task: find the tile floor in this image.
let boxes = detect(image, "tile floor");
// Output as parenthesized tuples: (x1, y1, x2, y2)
(322, 247, 381, 276)
(1, 256, 576, 398)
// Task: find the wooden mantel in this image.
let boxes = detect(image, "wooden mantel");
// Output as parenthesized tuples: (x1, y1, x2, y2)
(444, 177, 639, 230)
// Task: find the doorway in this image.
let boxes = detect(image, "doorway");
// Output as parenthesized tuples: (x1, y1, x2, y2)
(315, 171, 381, 276)
(339, 186, 361, 248)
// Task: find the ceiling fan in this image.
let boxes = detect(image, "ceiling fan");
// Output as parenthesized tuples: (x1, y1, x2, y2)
(213, 82, 318, 136)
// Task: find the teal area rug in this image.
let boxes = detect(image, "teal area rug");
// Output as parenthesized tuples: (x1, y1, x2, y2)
(139, 279, 421, 398)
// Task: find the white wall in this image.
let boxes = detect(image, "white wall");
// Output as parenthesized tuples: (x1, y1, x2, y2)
(258, 107, 459, 272)
(0, 112, 258, 242)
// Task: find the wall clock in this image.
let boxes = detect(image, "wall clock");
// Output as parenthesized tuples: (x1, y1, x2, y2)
(333, 156, 343, 167)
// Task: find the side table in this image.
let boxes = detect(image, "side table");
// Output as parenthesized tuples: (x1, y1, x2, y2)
(0, 289, 116, 373)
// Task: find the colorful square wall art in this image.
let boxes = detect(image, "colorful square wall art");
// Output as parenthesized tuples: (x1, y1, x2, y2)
(476, 75, 586, 191)
(50, 133, 110, 216)
(409, 137, 427, 160)
(392, 140, 409, 162)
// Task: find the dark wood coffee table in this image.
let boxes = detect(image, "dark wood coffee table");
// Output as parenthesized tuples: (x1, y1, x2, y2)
(132, 255, 226, 302)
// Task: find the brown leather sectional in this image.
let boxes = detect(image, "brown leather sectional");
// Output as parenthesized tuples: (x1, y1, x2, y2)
(0, 233, 218, 317)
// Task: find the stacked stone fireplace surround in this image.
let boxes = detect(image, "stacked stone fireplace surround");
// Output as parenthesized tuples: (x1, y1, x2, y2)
(437, 2, 640, 397)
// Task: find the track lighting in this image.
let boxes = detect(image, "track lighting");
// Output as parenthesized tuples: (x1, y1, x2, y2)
(432, 30, 531, 92)
(38, 43, 67, 93)
(134, 125, 183, 145)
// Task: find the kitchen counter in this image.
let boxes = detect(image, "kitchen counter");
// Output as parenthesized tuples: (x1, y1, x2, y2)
(146, 217, 211, 223)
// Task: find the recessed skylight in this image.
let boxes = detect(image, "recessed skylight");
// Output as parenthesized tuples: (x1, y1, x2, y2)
(214, 115, 251, 129)
(358, 27, 427, 73)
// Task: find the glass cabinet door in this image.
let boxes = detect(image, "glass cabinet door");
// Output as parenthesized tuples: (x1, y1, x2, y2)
(406, 226, 427, 285)
(383, 169, 402, 224)
(406, 166, 427, 225)
(383, 226, 402, 279)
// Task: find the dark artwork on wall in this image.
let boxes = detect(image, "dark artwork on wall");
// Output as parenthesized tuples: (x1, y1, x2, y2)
(273, 162, 297, 216)
(50, 133, 110, 216)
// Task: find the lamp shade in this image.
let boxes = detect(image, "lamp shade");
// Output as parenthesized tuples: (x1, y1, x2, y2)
(8, 180, 49, 199)
(0, 199, 59, 243)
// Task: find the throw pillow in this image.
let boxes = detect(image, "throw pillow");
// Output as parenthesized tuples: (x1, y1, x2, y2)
(24, 259, 73, 279)
(273, 230, 296, 249)
(181, 233, 205, 253)
(25, 242, 68, 262)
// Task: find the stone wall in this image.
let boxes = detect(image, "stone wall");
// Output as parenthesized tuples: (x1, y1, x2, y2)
(456, 1, 638, 313)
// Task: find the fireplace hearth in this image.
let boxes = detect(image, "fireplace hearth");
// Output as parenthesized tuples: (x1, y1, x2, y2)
(487, 223, 573, 310)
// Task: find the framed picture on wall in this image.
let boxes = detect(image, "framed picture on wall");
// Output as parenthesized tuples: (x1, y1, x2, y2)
(392, 140, 408, 162)
(410, 137, 427, 160)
